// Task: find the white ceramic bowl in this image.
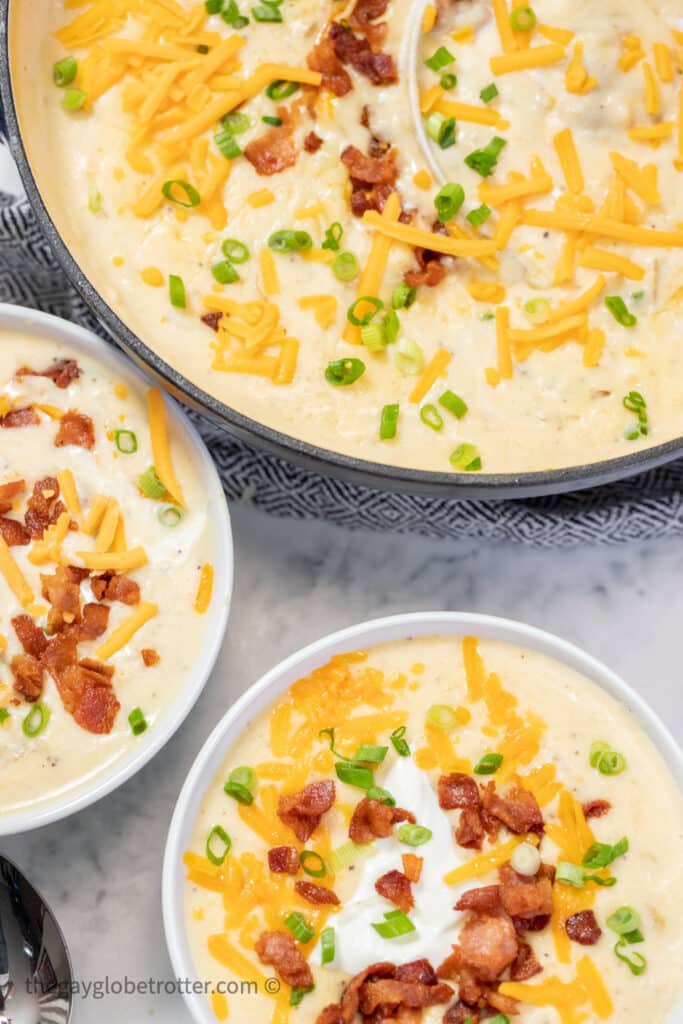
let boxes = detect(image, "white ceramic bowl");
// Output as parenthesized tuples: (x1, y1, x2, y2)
(0, 303, 234, 836)
(163, 611, 683, 1024)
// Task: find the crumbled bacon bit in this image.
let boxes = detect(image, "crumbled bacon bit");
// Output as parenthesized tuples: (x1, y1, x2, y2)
(342, 144, 398, 185)
(395, 960, 438, 986)
(498, 863, 553, 920)
(349, 0, 390, 47)
(458, 913, 519, 982)
(277, 779, 336, 842)
(565, 910, 602, 946)
(511, 912, 551, 935)
(454, 886, 502, 915)
(402, 853, 423, 883)
(583, 799, 612, 819)
(12, 614, 48, 658)
(0, 406, 40, 428)
(201, 312, 223, 332)
(375, 869, 414, 913)
(510, 941, 542, 981)
(255, 931, 314, 989)
(91, 572, 141, 606)
(444, 999, 480, 1024)
(307, 34, 353, 97)
(0, 517, 31, 546)
(0, 479, 25, 513)
(17, 359, 81, 389)
(76, 603, 110, 642)
(295, 880, 340, 905)
(304, 131, 323, 153)
(481, 783, 544, 835)
(438, 773, 480, 810)
(25, 477, 66, 539)
(349, 797, 416, 843)
(487, 990, 520, 1016)
(54, 410, 95, 450)
(141, 648, 160, 667)
(455, 806, 485, 850)
(267, 846, 300, 875)
(244, 113, 298, 177)
(11, 654, 45, 702)
(317, 961, 452, 1024)
(41, 565, 82, 634)
(359, 978, 453, 1015)
(405, 228, 447, 289)
(73, 674, 120, 734)
(329, 21, 398, 86)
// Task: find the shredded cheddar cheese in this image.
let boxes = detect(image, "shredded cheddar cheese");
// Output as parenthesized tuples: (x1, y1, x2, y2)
(408, 348, 452, 403)
(96, 601, 158, 660)
(194, 563, 214, 614)
(57, 468, 82, 517)
(77, 548, 148, 571)
(0, 537, 34, 608)
(148, 388, 185, 507)
(345, 192, 401, 344)
(490, 44, 565, 76)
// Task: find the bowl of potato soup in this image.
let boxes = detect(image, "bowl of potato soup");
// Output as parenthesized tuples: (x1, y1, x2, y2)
(163, 612, 683, 1024)
(0, 303, 232, 835)
(5, 0, 683, 496)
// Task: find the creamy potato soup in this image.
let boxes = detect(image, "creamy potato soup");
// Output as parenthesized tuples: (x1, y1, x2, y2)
(0, 332, 217, 818)
(12, 0, 683, 473)
(184, 636, 683, 1024)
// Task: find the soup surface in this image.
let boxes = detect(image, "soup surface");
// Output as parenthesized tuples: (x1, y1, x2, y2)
(184, 635, 683, 1023)
(0, 332, 217, 818)
(13, 0, 683, 474)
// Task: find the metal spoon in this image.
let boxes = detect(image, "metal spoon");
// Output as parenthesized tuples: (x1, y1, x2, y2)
(0, 856, 72, 1024)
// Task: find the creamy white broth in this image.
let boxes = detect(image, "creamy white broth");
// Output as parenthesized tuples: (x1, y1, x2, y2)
(184, 637, 683, 1023)
(11, 0, 683, 474)
(0, 332, 216, 817)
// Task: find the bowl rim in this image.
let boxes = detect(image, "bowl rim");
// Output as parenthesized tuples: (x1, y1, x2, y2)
(3, 0, 683, 500)
(162, 610, 683, 1024)
(0, 301, 234, 837)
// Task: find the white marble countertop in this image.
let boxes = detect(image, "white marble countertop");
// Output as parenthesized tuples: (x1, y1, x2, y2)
(3, 506, 683, 1024)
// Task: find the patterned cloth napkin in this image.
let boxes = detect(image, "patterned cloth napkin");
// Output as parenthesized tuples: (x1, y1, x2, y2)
(2, 133, 683, 546)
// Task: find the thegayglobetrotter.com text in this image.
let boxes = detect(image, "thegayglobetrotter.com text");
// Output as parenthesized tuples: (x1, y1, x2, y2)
(25, 975, 282, 1000)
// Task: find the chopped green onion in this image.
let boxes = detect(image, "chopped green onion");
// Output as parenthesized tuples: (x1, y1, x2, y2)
(382, 309, 400, 343)
(114, 429, 138, 454)
(214, 129, 242, 160)
(0, 708, 9, 724)
(394, 338, 424, 375)
(224, 780, 254, 804)
(221, 0, 249, 27)
(440, 73, 458, 90)
(622, 390, 648, 439)
(62, 88, 87, 111)
(325, 358, 365, 386)
(205, 0, 223, 11)
(169, 274, 187, 309)
(22, 702, 51, 738)
(487, 1017, 510, 1024)
(426, 112, 457, 149)
(205, 825, 232, 865)
(327, 841, 373, 873)
(262, 115, 283, 126)
(586, 874, 618, 887)
(158, 505, 184, 528)
(284, 912, 315, 944)
(348, 295, 384, 326)
(392, 284, 417, 309)
(450, 444, 482, 471)
(480, 83, 499, 103)
(290, 986, 314, 1006)
(128, 707, 148, 736)
(524, 297, 551, 323)
(465, 136, 507, 177)
(367, 786, 396, 806)
(322, 222, 343, 251)
(605, 296, 637, 327)
(266, 80, 299, 100)
(138, 466, 166, 499)
(590, 741, 628, 776)
(426, 46, 455, 71)
(222, 111, 251, 134)
(332, 251, 359, 282)
(467, 204, 492, 227)
(420, 404, 444, 431)
(434, 183, 465, 223)
(321, 927, 336, 965)
(426, 704, 459, 731)
(582, 837, 629, 869)
(230, 766, 255, 788)
(361, 323, 387, 351)
(268, 229, 313, 253)
(632, 290, 645, 300)
(162, 179, 201, 207)
(222, 239, 250, 263)
(54, 56, 78, 87)
(510, 5, 536, 31)
(197, 44, 210, 54)
(335, 762, 375, 790)
(88, 182, 101, 213)
(319, 727, 353, 761)
(390, 725, 410, 757)
(354, 744, 388, 763)
(607, 907, 641, 935)
(372, 909, 416, 939)
(300, 851, 327, 878)
(212, 260, 240, 285)
(556, 861, 585, 888)
(439, 390, 468, 419)
(253, 3, 283, 20)
(474, 752, 503, 775)
(614, 937, 647, 976)
(397, 824, 433, 847)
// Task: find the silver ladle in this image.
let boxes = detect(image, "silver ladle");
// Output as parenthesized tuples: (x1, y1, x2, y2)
(0, 856, 72, 1024)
